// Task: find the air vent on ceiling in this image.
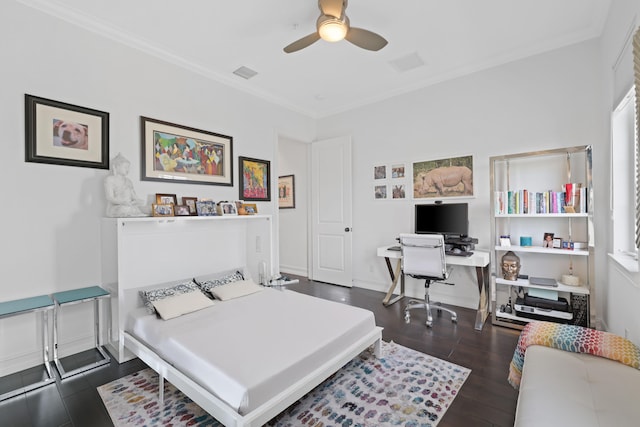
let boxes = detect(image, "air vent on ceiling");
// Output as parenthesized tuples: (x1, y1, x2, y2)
(233, 66, 258, 80)
(389, 53, 425, 73)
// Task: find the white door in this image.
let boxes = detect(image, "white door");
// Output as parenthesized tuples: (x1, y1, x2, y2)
(311, 136, 353, 286)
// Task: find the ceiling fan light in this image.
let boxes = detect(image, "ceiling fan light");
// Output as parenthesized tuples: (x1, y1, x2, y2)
(318, 19, 347, 42)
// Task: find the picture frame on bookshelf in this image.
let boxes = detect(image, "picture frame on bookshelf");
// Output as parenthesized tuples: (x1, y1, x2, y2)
(174, 205, 191, 216)
(543, 233, 554, 248)
(181, 197, 198, 215)
(155, 193, 177, 205)
(195, 200, 217, 216)
(152, 203, 174, 217)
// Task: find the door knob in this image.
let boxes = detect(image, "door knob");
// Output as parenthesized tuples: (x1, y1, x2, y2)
(344, 227, 352, 232)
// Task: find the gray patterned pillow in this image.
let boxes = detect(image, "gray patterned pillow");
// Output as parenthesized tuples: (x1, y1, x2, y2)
(195, 271, 244, 293)
(140, 280, 199, 314)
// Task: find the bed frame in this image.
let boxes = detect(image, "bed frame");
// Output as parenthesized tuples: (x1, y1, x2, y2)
(124, 325, 382, 427)
(102, 216, 383, 426)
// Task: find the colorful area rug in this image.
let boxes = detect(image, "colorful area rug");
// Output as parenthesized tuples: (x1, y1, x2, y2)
(97, 341, 470, 427)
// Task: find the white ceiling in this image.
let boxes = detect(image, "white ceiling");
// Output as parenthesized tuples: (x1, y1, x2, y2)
(21, 0, 611, 118)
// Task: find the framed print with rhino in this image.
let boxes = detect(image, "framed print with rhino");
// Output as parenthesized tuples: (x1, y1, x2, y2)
(412, 155, 474, 199)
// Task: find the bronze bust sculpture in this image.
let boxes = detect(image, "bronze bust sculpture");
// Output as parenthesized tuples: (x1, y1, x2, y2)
(501, 251, 521, 281)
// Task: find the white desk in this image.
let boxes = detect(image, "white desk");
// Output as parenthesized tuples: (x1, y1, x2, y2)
(377, 245, 491, 331)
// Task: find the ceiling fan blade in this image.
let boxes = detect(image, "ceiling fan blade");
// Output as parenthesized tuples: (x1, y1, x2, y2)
(283, 32, 321, 53)
(345, 27, 388, 51)
(319, 0, 345, 18)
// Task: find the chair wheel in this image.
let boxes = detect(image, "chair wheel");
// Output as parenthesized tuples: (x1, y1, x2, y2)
(404, 313, 411, 324)
(451, 315, 458, 323)
(426, 320, 433, 327)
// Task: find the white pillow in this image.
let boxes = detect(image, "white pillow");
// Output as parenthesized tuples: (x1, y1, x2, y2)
(151, 291, 214, 320)
(210, 279, 263, 301)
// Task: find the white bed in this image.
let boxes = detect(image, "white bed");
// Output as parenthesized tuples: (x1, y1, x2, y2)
(123, 283, 382, 427)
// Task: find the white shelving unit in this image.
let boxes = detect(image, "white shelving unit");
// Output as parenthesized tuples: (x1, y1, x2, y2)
(100, 214, 273, 362)
(489, 146, 594, 330)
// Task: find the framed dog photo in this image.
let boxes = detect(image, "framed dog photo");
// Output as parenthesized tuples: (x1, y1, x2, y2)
(243, 203, 258, 215)
(152, 203, 174, 217)
(25, 94, 109, 169)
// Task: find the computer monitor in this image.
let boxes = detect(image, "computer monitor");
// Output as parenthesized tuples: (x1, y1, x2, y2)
(415, 203, 469, 238)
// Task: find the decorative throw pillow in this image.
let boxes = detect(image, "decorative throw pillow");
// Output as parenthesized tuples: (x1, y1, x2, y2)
(209, 279, 263, 301)
(152, 291, 215, 320)
(195, 270, 244, 293)
(139, 280, 200, 314)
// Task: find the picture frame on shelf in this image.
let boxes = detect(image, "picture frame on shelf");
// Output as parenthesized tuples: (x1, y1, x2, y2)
(239, 156, 271, 201)
(181, 197, 198, 215)
(141, 117, 233, 186)
(218, 202, 237, 216)
(156, 193, 177, 205)
(243, 203, 258, 215)
(174, 205, 191, 216)
(552, 237, 563, 248)
(152, 204, 174, 217)
(278, 175, 295, 209)
(543, 232, 554, 248)
(195, 200, 217, 216)
(24, 94, 109, 170)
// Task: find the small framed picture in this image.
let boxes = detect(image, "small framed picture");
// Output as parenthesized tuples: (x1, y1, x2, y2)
(543, 232, 554, 248)
(196, 200, 217, 216)
(174, 205, 191, 216)
(243, 203, 258, 215)
(552, 237, 563, 248)
(152, 203, 174, 217)
(499, 235, 511, 247)
(156, 193, 177, 205)
(218, 202, 237, 216)
(182, 197, 198, 215)
(278, 175, 295, 209)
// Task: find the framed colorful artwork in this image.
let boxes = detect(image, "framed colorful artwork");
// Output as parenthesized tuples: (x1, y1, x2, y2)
(239, 156, 271, 201)
(141, 117, 233, 186)
(24, 94, 109, 169)
(278, 175, 295, 209)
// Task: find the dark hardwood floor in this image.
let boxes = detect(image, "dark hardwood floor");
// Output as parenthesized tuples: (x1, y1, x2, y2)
(0, 277, 521, 426)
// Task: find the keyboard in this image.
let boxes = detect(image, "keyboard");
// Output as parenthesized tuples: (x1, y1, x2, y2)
(446, 250, 473, 257)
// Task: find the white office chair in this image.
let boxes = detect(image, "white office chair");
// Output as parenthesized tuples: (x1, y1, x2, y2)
(400, 233, 457, 327)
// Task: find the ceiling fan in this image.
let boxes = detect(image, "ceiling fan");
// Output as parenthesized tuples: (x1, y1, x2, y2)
(284, 0, 388, 53)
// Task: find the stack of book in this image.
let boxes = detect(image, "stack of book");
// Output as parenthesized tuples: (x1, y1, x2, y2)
(494, 183, 587, 214)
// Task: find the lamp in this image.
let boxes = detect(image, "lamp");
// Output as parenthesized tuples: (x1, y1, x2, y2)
(318, 16, 348, 42)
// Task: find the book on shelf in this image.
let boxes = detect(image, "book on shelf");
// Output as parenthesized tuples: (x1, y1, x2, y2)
(494, 186, 586, 215)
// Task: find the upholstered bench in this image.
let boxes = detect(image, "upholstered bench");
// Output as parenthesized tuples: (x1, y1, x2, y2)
(509, 321, 640, 427)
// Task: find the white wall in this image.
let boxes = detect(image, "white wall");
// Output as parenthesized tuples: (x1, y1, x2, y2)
(277, 136, 309, 276)
(317, 40, 606, 312)
(598, 0, 640, 345)
(0, 1, 314, 374)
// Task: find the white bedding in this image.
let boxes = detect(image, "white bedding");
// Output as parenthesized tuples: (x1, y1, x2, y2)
(127, 287, 377, 415)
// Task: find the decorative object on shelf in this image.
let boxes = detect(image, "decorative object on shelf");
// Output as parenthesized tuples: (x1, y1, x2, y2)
(543, 233, 554, 248)
(412, 154, 473, 199)
(104, 153, 148, 218)
(155, 193, 177, 205)
(239, 156, 271, 201)
(181, 197, 198, 215)
(561, 274, 580, 286)
(173, 205, 191, 216)
(519, 236, 532, 247)
(217, 202, 237, 216)
(234, 200, 245, 215)
(151, 203, 174, 217)
(25, 94, 109, 170)
(195, 200, 217, 216)
(243, 203, 258, 215)
(501, 251, 521, 281)
(141, 117, 233, 186)
(278, 175, 295, 209)
(499, 235, 512, 247)
(552, 237, 563, 248)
